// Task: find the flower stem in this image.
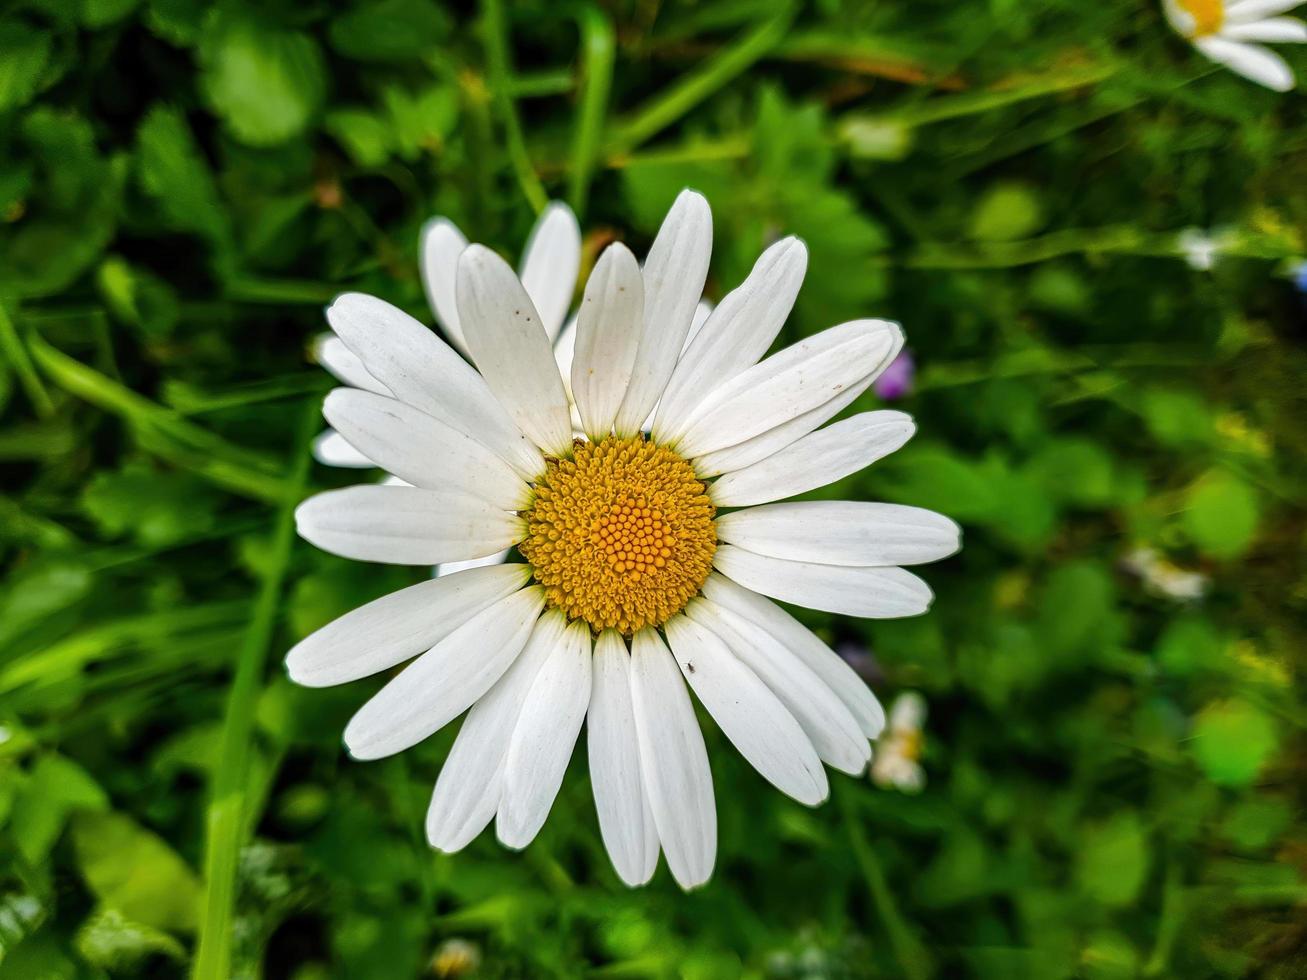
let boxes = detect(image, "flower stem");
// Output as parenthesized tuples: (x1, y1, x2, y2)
(0, 301, 55, 418)
(482, 0, 548, 212)
(839, 790, 933, 980)
(193, 400, 316, 980)
(567, 6, 616, 218)
(603, 6, 794, 157)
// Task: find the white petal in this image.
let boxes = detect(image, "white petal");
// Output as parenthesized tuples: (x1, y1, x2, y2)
(456, 246, 574, 455)
(709, 411, 914, 507)
(653, 237, 808, 443)
(1195, 36, 1295, 89)
(715, 501, 960, 567)
(664, 613, 827, 805)
(628, 627, 716, 890)
(702, 573, 885, 738)
(614, 190, 713, 437)
(519, 202, 582, 341)
(419, 218, 471, 355)
(694, 369, 879, 478)
(426, 609, 566, 852)
(323, 389, 529, 509)
(571, 242, 645, 440)
(1227, 0, 1307, 24)
(344, 586, 544, 760)
(588, 631, 659, 886)
(497, 621, 592, 848)
(313, 334, 390, 394)
(436, 550, 510, 578)
(295, 485, 524, 566)
(286, 563, 530, 687)
(312, 428, 375, 469)
(688, 600, 869, 775)
(553, 314, 579, 404)
(685, 299, 714, 348)
(714, 545, 933, 618)
(326, 293, 542, 479)
(675, 320, 903, 460)
(1222, 16, 1307, 41)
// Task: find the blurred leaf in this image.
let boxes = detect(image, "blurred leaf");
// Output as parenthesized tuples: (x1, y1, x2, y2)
(136, 104, 231, 247)
(1155, 615, 1222, 676)
(82, 462, 220, 546)
(327, 0, 449, 62)
(1075, 813, 1149, 907)
(199, 10, 327, 146)
(74, 907, 185, 970)
(1141, 388, 1213, 448)
(70, 810, 201, 933)
(970, 183, 1045, 242)
(0, 19, 51, 112)
(77, 0, 140, 28)
(1191, 700, 1278, 788)
(1183, 471, 1259, 559)
(9, 754, 108, 864)
(325, 108, 393, 167)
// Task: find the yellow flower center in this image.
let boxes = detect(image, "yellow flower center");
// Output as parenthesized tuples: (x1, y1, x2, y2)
(1176, 0, 1224, 37)
(521, 436, 716, 634)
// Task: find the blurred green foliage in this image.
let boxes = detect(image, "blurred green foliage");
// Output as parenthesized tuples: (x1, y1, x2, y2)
(0, 0, 1305, 977)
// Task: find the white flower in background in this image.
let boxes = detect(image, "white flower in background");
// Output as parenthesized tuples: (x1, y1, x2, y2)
(870, 692, 927, 793)
(1177, 227, 1225, 271)
(1122, 547, 1210, 601)
(1162, 0, 1307, 91)
(287, 190, 960, 890)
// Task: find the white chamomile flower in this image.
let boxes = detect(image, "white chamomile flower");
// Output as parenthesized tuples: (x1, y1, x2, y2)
(1163, 0, 1307, 91)
(870, 691, 927, 794)
(287, 190, 960, 890)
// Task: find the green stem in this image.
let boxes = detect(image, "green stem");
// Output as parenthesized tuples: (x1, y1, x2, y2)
(193, 401, 316, 980)
(0, 301, 55, 418)
(1143, 856, 1184, 976)
(482, 0, 548, 212)
(839, 791, 932, 980)
(603, 7, 794, 157)
(567, 6, 616, 217)
(29, 334, 293, 503)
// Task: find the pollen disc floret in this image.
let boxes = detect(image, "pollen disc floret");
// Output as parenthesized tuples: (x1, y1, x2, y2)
(521, 435, 716, 633)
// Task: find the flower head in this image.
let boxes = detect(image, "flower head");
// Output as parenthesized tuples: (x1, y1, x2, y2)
(873, 350, 915, 401)
(288, 191, 959, 889)
(870, 691, 928, 793)
(1162, 0, 1307, 91)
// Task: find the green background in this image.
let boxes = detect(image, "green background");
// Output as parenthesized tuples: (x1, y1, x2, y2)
(1, 0, 1304, 977)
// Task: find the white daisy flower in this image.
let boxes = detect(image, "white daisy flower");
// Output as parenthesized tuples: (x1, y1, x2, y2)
(1162, 0, 1307, 91)
(286, 190, 960, 890)
(870, 691, 927, 794)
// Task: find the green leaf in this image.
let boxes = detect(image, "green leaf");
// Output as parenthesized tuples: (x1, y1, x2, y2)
(325, 108, 393, 167)
(1155, 615, 1222, 676)
(382, 83, 459, 160)
(74, 908, 186, 971)
(70, 810, 202, 933)
(82, 462, 220, 546)
(1183, 471, 1259, 559)
(0, 19, 52, 112)
(77, 0, 141, 28)
(136, 104, 231, 245)
(1029, 439, 1114, 507)
(969, 182, 1044, 241)
(1075, 813, 1149, 907)
(97, 255, 181, 338)
(9, 754, 108, 863)
(1191, 700, 1278, 787)
(327, 0, 449, 62)
(199, 11, 327, 146)
(1141, 388, 1212, 447)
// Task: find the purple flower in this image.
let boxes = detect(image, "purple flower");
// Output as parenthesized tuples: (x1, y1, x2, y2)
(874, 350, 915, 400)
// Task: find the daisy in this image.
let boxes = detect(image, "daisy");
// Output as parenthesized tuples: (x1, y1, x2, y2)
(1162, 0, 1307, 91)
(287, 190, 960, 890)
(870, 692, 928, 794)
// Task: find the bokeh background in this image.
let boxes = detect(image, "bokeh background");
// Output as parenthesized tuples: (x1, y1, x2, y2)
(1, 0, 1305, 977)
